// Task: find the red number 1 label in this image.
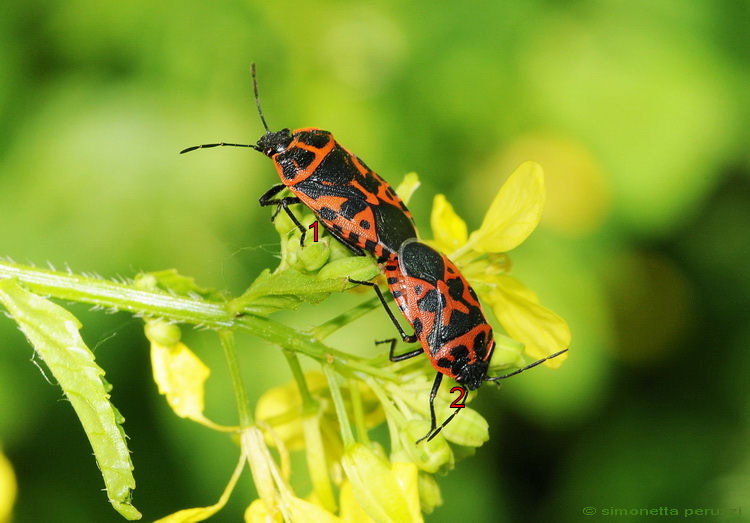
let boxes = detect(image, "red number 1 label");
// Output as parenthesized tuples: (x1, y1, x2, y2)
(308, 221, 319, 242)
(450, 386, 466, 408)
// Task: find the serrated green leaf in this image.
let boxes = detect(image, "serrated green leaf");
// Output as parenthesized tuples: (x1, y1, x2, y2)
(233, 260, 379, 315)
(0, 279, 141, 520)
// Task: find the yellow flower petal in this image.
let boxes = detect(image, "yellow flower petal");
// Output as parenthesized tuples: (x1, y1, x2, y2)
(395, 172, 421, 204)
(245, 499, 282, 523)
(0, 448, 16, 523)
(339, 481, 375, 523)
(465, 161, 545, 254)
(488, 275, 570, 367)
(255, 372, 328, 451)
(391, 462, 421, 522)
(431, 194, 468, 252)
(147, 321, 210, 422)
(341, 444, 423, 523)
(301, 414, 337, 512)
(286, 495, 342, 523)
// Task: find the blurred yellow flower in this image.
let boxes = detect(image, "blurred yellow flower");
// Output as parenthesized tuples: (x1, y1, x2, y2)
(431, 161, 570, 365)
(0, 448, 16, 523)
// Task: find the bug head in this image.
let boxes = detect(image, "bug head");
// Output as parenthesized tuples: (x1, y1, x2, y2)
(454, 329, 495, 390)
(446, 331, 494, 391)
(456, 359, 490, 391)
(256, 129, 293, 157)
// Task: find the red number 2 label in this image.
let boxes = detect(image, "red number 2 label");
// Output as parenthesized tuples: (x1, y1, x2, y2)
(308, 221, 319, 242)
(450, 386, 466, 408)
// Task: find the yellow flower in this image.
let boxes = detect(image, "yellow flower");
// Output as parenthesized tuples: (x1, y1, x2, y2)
(340, 444, 423, 523)
(145, 321, 220, 426)
(429, 161, 571, 366)
(0, 448, 16, 523)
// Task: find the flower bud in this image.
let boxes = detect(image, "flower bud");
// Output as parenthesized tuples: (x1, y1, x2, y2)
(272, 204, 298, 237)
(417, 473, 443, 514)
(317, 257, 379, 282)
(144, 320, 181, 347)
(487, 332, 526, 374)
(285, 235, 301, 267)
(401, 420, 454, 474)
(299, 238, 331, 272)
(440, 407, 489, 447)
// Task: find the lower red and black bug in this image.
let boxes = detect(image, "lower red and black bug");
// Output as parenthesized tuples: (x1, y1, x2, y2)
(180, 64, 417, 262)
(351, 239, 568, 442)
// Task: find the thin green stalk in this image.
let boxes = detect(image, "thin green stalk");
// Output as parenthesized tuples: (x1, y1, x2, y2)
(219, 330, 253, 427)
(285, 351, 338, 512)
(323, 364, 354, 447)
(283, 350, 316, 413)
(237, 314, 398, 380)
(349, 379, 370, 445)
(310, 295, 384, 340)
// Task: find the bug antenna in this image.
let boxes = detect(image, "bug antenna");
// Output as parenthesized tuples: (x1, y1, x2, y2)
(251, 63, 271, 133)
(484, 348, 569, 382)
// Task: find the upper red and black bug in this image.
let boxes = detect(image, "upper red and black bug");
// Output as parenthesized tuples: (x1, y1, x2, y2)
(180, 64, 417, 262)
(351, 239, 568, 442)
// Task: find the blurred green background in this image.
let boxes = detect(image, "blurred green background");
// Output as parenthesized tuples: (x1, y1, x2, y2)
(1, 1, 748, 521)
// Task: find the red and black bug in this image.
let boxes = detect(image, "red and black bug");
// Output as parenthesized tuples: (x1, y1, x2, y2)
(180, 64, 417, 262)
(351, 239, 568, 442)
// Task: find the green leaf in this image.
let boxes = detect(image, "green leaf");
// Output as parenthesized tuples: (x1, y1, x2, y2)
(234, 268, 340, 314)
(233, 259, 379, 315)
(0, 279, 141, 520)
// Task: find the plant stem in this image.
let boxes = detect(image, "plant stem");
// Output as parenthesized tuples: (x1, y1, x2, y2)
(349, 379, 370, 445)
(0, 260, 399, 381)
(323, 364, 354, 447)
(0, 260, 232, 326)
(310, 295, 384, 340)
(283, 350, 316, 413)
(219, 330, 253, 427)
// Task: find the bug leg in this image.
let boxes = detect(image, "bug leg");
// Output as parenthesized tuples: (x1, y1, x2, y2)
(258, 184, 287, 203)
(278, 201, 307, 245)
(259, 186, 307, 245)
(348, 278, 417, 344)
(416, 373, 443, 444)
(484, 348, 569, 382)
(375, 338, 423, 361)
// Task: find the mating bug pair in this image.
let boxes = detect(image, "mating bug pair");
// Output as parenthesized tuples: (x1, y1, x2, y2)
(181, 64, 567, 443)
